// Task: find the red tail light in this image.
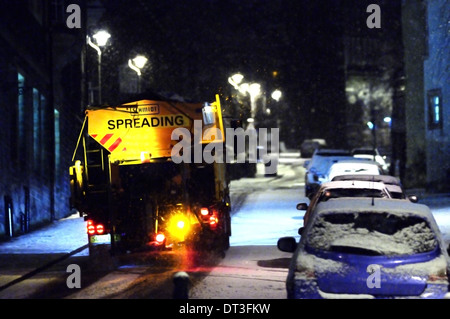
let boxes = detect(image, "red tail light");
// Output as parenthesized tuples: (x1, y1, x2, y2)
(200, 207, 209, 216)
(209, 216, 218, 225)
(96, 224, 105, 235)
(87, 220, 96, 235)
(87, 220, 106, 235)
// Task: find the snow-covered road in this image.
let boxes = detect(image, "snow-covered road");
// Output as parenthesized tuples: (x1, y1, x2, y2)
(0, 153, 449, 299)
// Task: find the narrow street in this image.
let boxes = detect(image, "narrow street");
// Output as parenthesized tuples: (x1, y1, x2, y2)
(0, 154, 449, 299)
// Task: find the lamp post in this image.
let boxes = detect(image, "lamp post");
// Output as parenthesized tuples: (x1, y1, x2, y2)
(247, 83, 261, 123)
(87, 30, 110, 104)
(128, 55, 148, 93)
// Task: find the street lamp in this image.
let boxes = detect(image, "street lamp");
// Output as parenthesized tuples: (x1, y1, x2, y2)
(228, 73, 244, 90)
(128, 55, 148, 93)
(271, 90, 282, 102)
(247, 83, 261, 118)
(87, 30, 111, 104)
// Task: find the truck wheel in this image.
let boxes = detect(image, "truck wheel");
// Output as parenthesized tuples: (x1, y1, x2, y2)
(222, 233, 230, 251)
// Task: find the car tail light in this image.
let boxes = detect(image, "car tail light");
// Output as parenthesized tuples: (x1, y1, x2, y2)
(96, 224, 105, 235)
(200, 207, 209, 216)
(155, 233, 165, 243)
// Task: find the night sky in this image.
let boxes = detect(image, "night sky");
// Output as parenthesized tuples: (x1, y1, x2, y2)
(87, 0, 402, 148)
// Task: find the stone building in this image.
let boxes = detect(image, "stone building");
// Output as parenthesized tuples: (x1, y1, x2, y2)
(0, 1, 83, 238)
(402, 0, 449, 191)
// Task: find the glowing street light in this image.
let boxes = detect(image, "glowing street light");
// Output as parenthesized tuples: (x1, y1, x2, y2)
(245, 83, 261, 128)
(271, 90, 282, 102)
(128, 55, 148, 92)
(92, 30, 111, 47)
(247, 83, 261, 101)
(87, 30, 111, 104)
(132, 55, 148, 69)
(228, 73, 244, 90)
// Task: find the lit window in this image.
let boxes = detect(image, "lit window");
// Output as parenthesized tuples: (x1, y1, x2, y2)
(434, 97, 440, 123)
(18, 73, 25, 141)
(427, 89, 443, 130)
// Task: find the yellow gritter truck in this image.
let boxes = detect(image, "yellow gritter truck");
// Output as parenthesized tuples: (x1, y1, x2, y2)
(70, 94, 231, 255)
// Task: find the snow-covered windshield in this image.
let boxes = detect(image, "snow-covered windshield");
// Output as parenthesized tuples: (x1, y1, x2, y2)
(306, 212, 437, 256)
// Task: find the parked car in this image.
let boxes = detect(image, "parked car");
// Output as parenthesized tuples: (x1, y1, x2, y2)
(352, 147, 389, 173)
(278, 198, 450, 299)
(300, 139, 327, 158)
(304, 149, 353, 199)
(331, 174, 418, 202)
(299, 180, 393, 226)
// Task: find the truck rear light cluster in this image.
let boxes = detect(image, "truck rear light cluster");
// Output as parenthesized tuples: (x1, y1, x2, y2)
(200, 207, 219, 228)
(87, 220, 105, 235)
(209, 216, 218, 226)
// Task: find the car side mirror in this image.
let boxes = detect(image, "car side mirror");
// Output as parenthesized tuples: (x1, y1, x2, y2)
(303, 160, 310, 168)
(298, 227, 304, 236)
(277, 237, 297, 253)
(296, 203, 308, 210)
(408, 195, 419, 203)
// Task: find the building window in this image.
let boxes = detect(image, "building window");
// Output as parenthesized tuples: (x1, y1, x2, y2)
(33, 88, 41, 169)
(17, 72, 25, 165)
(427, 89, 443, 130)
(54, 109, 60, 176)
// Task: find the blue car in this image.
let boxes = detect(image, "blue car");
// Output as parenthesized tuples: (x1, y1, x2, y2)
(278, 198, 450, 299)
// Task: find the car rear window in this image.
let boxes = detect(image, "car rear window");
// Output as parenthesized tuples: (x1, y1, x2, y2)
(319, 188, 389, 201)
(306, 212, 437, 256)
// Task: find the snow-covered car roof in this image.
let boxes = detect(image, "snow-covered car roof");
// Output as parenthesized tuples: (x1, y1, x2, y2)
(332, 174, 401, 186)
(328, 159, 380, 167)
(327, 160, 382, 179)
(307, 155, 355, 172)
